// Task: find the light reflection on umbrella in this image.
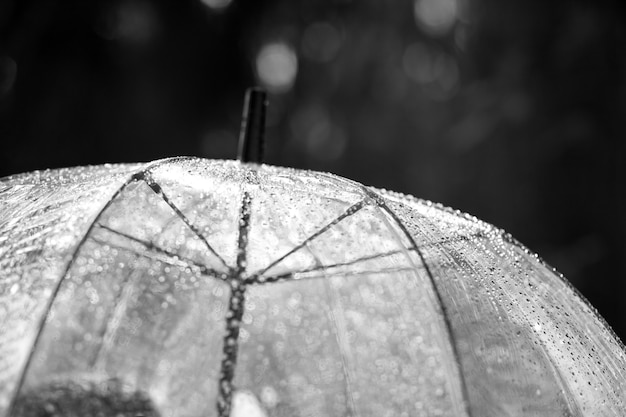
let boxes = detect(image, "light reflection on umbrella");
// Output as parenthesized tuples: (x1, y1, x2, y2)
(0, 89, 625, 417)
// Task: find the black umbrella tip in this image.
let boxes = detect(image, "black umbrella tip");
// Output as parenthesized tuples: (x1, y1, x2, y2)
(238, 87, 268, 164)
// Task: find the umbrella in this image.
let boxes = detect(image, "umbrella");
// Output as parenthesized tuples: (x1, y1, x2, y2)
(1, 89, 625, 417)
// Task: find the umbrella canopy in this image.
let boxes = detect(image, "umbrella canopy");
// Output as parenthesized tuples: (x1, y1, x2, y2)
(1, 157, 625, 417)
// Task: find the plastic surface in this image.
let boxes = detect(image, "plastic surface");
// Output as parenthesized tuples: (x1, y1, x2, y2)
(1, 158, 625, 417)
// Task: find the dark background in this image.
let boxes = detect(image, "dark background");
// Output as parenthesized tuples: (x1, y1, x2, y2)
(1, 0, 625, 339)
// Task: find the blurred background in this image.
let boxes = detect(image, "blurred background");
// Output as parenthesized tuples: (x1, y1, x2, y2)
(0, 0, 625, 339)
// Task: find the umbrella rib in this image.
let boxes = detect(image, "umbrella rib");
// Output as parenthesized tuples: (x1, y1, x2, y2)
(139, 173, 232, 272)
(235, 191, 252, 274)
(95, 223, 226, 280)
(252, 266, 419, 285)
(364, 189, 474, 417)
(7, 157, 192, 415)
(247, 248, 417, 285)
(248, 199, 368, 281)
(249, 232, 489, 285)
(216, 191, 252, 417)
(89, 234, 224, 281)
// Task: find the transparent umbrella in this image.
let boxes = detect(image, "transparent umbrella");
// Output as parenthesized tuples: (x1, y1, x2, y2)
(1, 90, 625, 417)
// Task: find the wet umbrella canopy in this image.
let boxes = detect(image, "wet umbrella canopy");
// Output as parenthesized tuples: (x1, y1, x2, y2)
(1, 91, 626, 417)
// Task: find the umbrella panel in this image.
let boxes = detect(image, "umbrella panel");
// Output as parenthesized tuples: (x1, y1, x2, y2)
(146, 163, 246, 271)
(381, 194, 626, 416)
(0, 164, 141, 413)
(234, 200, 467, 417)
(97, 180, 232, 275)
(501, 243, 626, 413)
(15, 177, 234, 416)
(385, 197, 580, 416)
(235, 271, 465, 417)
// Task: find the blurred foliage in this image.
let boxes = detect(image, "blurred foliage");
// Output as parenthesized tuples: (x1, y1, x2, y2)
(0, 0, 625, 338)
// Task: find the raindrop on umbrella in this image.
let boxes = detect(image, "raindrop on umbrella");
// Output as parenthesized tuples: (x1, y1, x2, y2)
(1, 88, 625, 417)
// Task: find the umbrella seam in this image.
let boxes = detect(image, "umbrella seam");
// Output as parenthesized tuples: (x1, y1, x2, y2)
(8, 156, 193, 414)
(88, 259, 137, 371)
(321, 273, 360, 417)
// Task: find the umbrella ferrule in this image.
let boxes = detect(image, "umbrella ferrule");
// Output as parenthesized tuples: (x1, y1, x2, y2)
(237, 87, 267, 164)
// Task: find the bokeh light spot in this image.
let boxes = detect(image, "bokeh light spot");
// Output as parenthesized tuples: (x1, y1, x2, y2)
(403, 43, 459, 99)
(231, 390, 267, 417)
(95, 1, 158, 44)
(414, 0, 458, 36)
(403, 43, 435, 84)
(432, 53, 459, 92)
(260, 386, 279, 409)
(0, 56, 17, 96)
(255, 42, 298, 93)
(200, 0, 232, 11)
(290, 106, 348, 161)
(301, 22, 342, 63)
